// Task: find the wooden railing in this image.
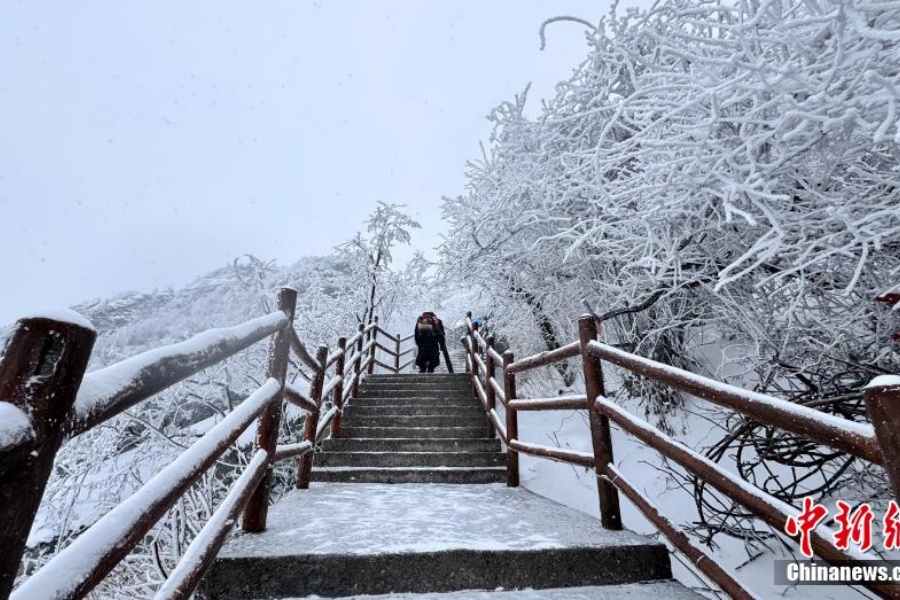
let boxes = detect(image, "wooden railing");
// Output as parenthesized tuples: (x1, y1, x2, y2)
(0, 289, 416, 600)
(462, 311, 900, 600)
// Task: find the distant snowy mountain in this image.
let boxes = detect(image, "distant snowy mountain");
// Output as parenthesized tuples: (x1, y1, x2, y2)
(69, 255, 358, 370)
(15, 253, 385, 594)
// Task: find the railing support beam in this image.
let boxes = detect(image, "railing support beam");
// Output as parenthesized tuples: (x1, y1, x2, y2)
(469, 321, 480, 402)
(351, 323, 364, 399)
(502, 351, 519, 487)
(394, 333, 401, 373)
(297, 345, 329, 489)
(367, 316, 378, 375)
(241, 287, 296, 532)
(484, 335, 497, 438)
(865, 377, 900, 504)
(332, 337, 347, 438)
(578, 315, 622, 530)
(0, 314, 96, 599)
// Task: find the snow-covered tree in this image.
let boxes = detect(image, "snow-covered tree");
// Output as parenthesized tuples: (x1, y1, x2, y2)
(442, 0, 900, 535)
(336, 202, 421, 326)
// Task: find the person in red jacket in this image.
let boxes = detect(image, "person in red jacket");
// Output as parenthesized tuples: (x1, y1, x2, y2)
(414, 312, 445, 373)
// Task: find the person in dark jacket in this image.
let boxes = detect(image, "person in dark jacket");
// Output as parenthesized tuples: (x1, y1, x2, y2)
(414, 311, 445, 373)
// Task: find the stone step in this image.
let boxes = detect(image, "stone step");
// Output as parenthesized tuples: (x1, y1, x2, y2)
(365, 375, 469, 384)
(203, 484, 674, 599)
(315, 451, 506, 468)
(341, 415, 487, 428)
(349, 396, 481, 407)
(297, 581, 704, 599)
(310, 579, 705, 600)
(321, 438, 501, 453)
(347, 405, 485, 417)
(358, 389, 474, 399)
(363, 375, 471, 390)
(310, 467, 507, 484)
(339, 426, 490, 439)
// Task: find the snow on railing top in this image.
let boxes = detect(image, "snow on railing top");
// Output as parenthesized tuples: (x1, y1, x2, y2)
(875, 285, 900, 311)
(14, 308, 96, 331)
(69, 311, 288, 436)
(11, 379, 281, 600)
(597, 397, 871, 562)
(0, 281, 395, 600)
(0, 402, 34, 452)
(867, 374, 900, 389)
(587, 339, 881, 463)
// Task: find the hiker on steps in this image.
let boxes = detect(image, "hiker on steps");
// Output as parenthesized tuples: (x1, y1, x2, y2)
(414, 311, 445, 373)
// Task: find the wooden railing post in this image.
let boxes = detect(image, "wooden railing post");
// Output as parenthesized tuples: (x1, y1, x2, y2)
(332, 337, 347, 438)
(484, 335, 497, 438)
(367, 316, 378, 374)
(578, 315, 622, 530)
(297, 345, 329, 489)
(864, 377, 900, 504)
(241, 287, 297, 532)
(469, 322, 480, 401)
(351, 323, 364, 399)
(394, 333, 401, 373)
(0, 314, 96, 599)
(465, 311, 472, 374)
(502, 351, 519, 487)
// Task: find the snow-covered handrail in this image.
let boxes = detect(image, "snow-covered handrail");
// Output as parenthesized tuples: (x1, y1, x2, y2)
(11, 379, 281, 600)
(321, 374, 343, 400)
(345, 331, 364, 349)
(374, 340, 395, 355)
(462, 314, 508, 472)
(0, 286, 385, 600)
(374, 358, 397, 372)
(595, 396, 871, 568)
(375, 325, 395, 339)
(486, 346, 503, 366)
(316, 406, 340, 441)
(290, 329, 322, 372)
(0, 312, 96, 600)
(472, 351, 487, 375)
(506, 341, 580, 374)
(0, 402, 34, 454)
(509, 440, 594, 469)
(507, 396, 587, 411)
(586, 339, 882, 465)
(273, 441, 313, 462)
(603, 464, 760, 600)
(154, 449, 270, 600)
(68, 311, 288, 437)
(324, 347, 345, 370)
(458, 310, 900, 599)
(285, 382, 317, 413)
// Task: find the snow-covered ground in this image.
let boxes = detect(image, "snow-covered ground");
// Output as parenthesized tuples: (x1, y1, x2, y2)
(513, 375, 886, 600)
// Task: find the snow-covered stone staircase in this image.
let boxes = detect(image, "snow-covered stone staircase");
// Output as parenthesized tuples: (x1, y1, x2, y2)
(203, 484, 698, 599)
(201, 373, 702, 599)
(312, 373, 505, 484)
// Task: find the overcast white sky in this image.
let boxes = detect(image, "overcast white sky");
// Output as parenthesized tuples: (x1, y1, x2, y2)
(1, 2, 620, 326)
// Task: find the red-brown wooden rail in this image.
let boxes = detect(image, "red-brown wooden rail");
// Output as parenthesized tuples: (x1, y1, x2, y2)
(461, 310, 900, 599)
(0, 287, 420, 600)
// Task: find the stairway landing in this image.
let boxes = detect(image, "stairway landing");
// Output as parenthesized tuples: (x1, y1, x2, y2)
(203, 483, 682, 599)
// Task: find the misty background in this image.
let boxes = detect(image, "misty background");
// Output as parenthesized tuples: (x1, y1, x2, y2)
(0, 1, 613, 326)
